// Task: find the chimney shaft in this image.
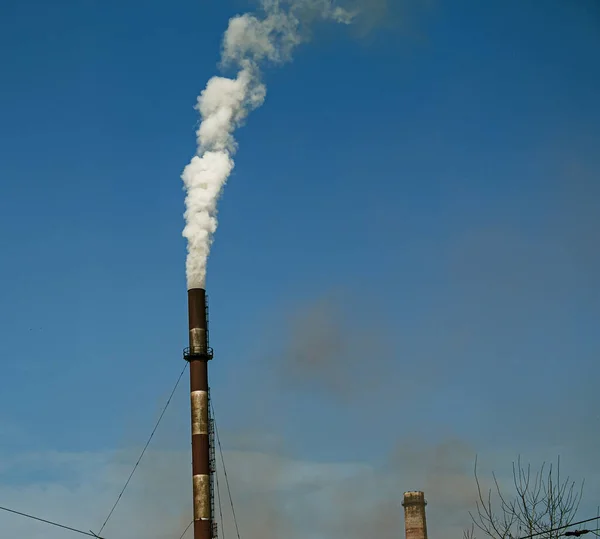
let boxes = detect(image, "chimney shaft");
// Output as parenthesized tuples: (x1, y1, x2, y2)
(402, 491, 428, 539)
(185, 288, 214, 539)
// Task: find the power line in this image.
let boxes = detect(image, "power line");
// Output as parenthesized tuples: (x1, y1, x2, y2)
(215, 449, 226, 539)
(211, 402, 241, 539)
(517, 517, 600, 539)
(563, 529, 600, 537)
(98, 363, 188, 536)
(0, 504, 105, 538)
(213, 440, 225, 539)
(178, 520, 193, 539)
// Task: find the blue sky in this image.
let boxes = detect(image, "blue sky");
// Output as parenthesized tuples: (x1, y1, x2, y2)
(0, 1, 599, 537)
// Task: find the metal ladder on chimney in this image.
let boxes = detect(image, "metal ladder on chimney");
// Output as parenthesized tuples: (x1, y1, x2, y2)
(208, 389, 218, 539)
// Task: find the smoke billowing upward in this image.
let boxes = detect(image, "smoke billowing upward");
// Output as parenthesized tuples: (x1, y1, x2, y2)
(181, 0, 356, 289)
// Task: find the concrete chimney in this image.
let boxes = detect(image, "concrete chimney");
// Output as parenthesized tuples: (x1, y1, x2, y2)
(402, 491, 428, 539)
(184, 288, 215, 539)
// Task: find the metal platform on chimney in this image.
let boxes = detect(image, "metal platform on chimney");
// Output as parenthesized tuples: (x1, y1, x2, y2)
(183, 347, 214, 361)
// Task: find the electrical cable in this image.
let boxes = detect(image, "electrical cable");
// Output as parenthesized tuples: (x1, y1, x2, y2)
(0, 504, 105, 538)
(517, 517, 600, 539)
(97, 363, 188, 536)
(178, 520, 193, 539)
(211, 402, 241, 539)
(563, 529, 600, 537)
(216, 454, 225, 539)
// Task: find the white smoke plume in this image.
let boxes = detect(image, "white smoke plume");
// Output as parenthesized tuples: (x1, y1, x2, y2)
(181, 0, 355, 289)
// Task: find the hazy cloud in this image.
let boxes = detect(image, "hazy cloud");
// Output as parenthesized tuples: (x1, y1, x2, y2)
(272, 290, 392, 401)
(0, 442, 476, 539)
(2, 438, 598, 539)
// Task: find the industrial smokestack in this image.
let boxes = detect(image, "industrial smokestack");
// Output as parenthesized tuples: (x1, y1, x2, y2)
(184, 288, 215, 539)
(402, 491, 428, 539)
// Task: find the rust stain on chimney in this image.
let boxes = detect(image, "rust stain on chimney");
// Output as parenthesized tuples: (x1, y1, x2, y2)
(402, 491, 428, 539)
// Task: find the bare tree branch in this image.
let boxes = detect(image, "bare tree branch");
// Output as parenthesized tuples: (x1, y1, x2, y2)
(466, 457, 584, 539)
